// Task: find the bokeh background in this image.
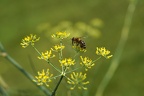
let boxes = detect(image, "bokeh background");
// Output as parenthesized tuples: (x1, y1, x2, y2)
(0, 0, 144, 96)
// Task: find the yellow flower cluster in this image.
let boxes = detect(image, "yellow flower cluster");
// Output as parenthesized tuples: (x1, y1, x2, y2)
(80, 56, 95, 71)
(96, 47, 113, 59)
(20, 32, 113, 91)
(72, 46, 87, 52)
(20, 34, 40, 48)
(33, 69, 53, 87)
(38, 50, 55, 60)
(59, 58, 75, 67)
(67, 72, 89, 90)
(51, 45, 65, 52)
(51, 31, 70, 39)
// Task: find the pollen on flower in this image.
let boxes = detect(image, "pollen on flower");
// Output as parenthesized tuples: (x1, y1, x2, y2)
(38, 50, 55, 60)
(51, 31, 70, 39)
(59, 58, 75, 68)
(67, 72, 89, 90)
(20, 34, 40, 48)
(80, 56, 95, 71)
(96, 47, 113, 59)
(33, 69, 53, 87)
(51, 44, 65, 52)
(72, 46, 86, 53)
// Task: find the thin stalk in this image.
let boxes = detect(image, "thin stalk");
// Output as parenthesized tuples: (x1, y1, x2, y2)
(95, 0, 138, 96)
(46, 60, 61, 73)
(49, 74, 62, 80)
(73, 51, 80, 59)
(51, 75, 64, 96)
(59, 40, 64, 72)
(92, 56, 101, 63)
(33, 45, 61, 73)
(66, 66, 83, 74)
(0, 43, 51, 96)
(59, 40, 63, 60)
(32, 45, 41, 56)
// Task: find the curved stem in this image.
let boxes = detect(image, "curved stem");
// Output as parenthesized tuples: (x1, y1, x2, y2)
(95, 0, 138, 96)
(0, 42, 51, 96)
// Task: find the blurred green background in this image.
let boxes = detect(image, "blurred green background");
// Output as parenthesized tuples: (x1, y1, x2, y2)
(0, 0, 144, 96)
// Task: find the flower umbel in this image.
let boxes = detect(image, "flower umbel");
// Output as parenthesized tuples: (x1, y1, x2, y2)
(67, 72, 89, 90)
(51, 44, 65, 52)
(20, 34, 40, 48)
(51, 31, 70, 39)
(96, 47, 113, 59)
(80, 56, 95, 71)
(59, 58, 75, 68)
(20, 31, 113, 95)
(33, 69, 53, 87)
(38, 50, 55, 60)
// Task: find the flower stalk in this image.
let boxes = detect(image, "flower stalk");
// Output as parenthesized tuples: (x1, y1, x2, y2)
(0, 42, 51, 96)
(51, 75, 64, 96)
(95, 0, 138, 96)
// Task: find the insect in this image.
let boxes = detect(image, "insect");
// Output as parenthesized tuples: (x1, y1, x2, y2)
(72, 37, 86, 49)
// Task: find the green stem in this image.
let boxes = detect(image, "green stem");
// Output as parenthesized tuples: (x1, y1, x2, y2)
(73, 51, 80, 59)
(32, 45, 61, 73)
(92, 56, 101, 63)
(59, 40, 64, 72)
(66, 66, 83, 74)
(49, 74, 62, 80)
(46, 60, 61, 73)
(32, 45, 41, 56)
(51, 75, 64, 96)
(59, 40, 63, 60)
(95, 0, 138, 96)
(0, 86, 9, 96)
(0, 43, 51, 96)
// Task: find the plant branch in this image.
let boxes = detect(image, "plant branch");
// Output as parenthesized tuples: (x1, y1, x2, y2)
(0, 42, 51, 96)
(95, 0, 138, 96)
(51, 75, 64, 96)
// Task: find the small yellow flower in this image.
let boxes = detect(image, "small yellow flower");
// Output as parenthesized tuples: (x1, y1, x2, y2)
(80, 56, 95, 71)
(59, 58, 75, 67)
(51, 31, 70, 39)
(20, 34, 40, 48)
(38, 50, 55, 60)
(96, 47, 113, 59)
(72, 46, 86, 52)
(51, 45, 65, 52)
(67, 72, 89, 90)
(33, 69, 53, 87)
